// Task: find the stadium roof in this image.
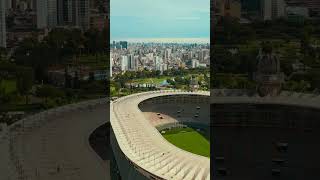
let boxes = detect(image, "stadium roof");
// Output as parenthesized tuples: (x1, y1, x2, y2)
(111, 90, 210, 180)
(211, 89, 320, 109)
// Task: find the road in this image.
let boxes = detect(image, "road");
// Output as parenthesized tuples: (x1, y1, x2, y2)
(13, 104, 110, 180)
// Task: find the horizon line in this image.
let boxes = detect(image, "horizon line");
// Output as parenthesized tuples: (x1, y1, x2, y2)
(110, 37, 210, 44)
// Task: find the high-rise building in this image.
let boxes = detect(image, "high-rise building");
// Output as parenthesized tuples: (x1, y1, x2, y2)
(56, 0, 90, 30)
(261, 0, 286, 20)
(37, 0, 48, 29)
(110, 52, 113, 77)
(0, 0, 6, 48)
(12, 0, 17, 9)
(192, 59, 200, 68)
(198, 49, 209, 62)
(47, 0, 58, 28)
(165, 48, 171, 60)
(57, 0, 64, 25)
(65, 0, 73, 24)
(128, 54, 136, 70)
(121, 55, 128, 72)
(188, 51, 193, 59)
(285, 0, 320, 17)
(155, 56, 163, 71)
(31, 0, 37, 10)
(5, 0, 12, 11)
(120, 41, 128, 49)
(75, 0, 90, 30)
(36, 0, 90, 30)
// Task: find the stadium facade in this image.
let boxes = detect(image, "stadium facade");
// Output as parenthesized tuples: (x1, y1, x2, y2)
(212, 89, 320, 179)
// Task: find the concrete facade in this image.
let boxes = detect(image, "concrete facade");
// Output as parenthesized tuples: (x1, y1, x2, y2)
(211, 89, 320, 179)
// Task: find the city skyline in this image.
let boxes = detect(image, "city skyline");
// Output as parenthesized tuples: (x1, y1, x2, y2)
(111, 0, 210, 40)
(110, 38, 210, 44)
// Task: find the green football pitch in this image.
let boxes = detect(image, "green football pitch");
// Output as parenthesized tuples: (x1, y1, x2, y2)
(162, 127, 210, 157)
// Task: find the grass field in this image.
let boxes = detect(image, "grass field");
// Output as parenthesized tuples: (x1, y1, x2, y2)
(77, 54, 109, 69)
(162, 127, 210, 157)
(130, 77, 169, 84)
(0, 79, 16, 94)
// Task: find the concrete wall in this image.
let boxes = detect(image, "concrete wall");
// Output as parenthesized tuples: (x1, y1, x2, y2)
(212, 103, 320, 128)
(110, 128, 163, 180)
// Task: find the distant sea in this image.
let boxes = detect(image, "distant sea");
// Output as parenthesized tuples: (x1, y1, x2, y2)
(110, 38, 210, 44)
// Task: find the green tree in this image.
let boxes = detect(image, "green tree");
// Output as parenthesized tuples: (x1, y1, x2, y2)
(84, 28, 105, 61)
(16, 67, 34, 104)
(36, 85, 64, 104)
(0, 47, 7, 61)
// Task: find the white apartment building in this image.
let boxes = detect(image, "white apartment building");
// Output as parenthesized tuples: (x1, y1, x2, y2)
(262, 0, 286, 20)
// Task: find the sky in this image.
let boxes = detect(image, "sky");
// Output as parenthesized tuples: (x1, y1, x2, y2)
(111, 0, 210, 43)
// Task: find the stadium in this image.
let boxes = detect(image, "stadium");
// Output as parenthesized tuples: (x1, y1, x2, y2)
(110, 90, 210, 180)
(0, 99, 110, 180)
(212, 89, 320, 180)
